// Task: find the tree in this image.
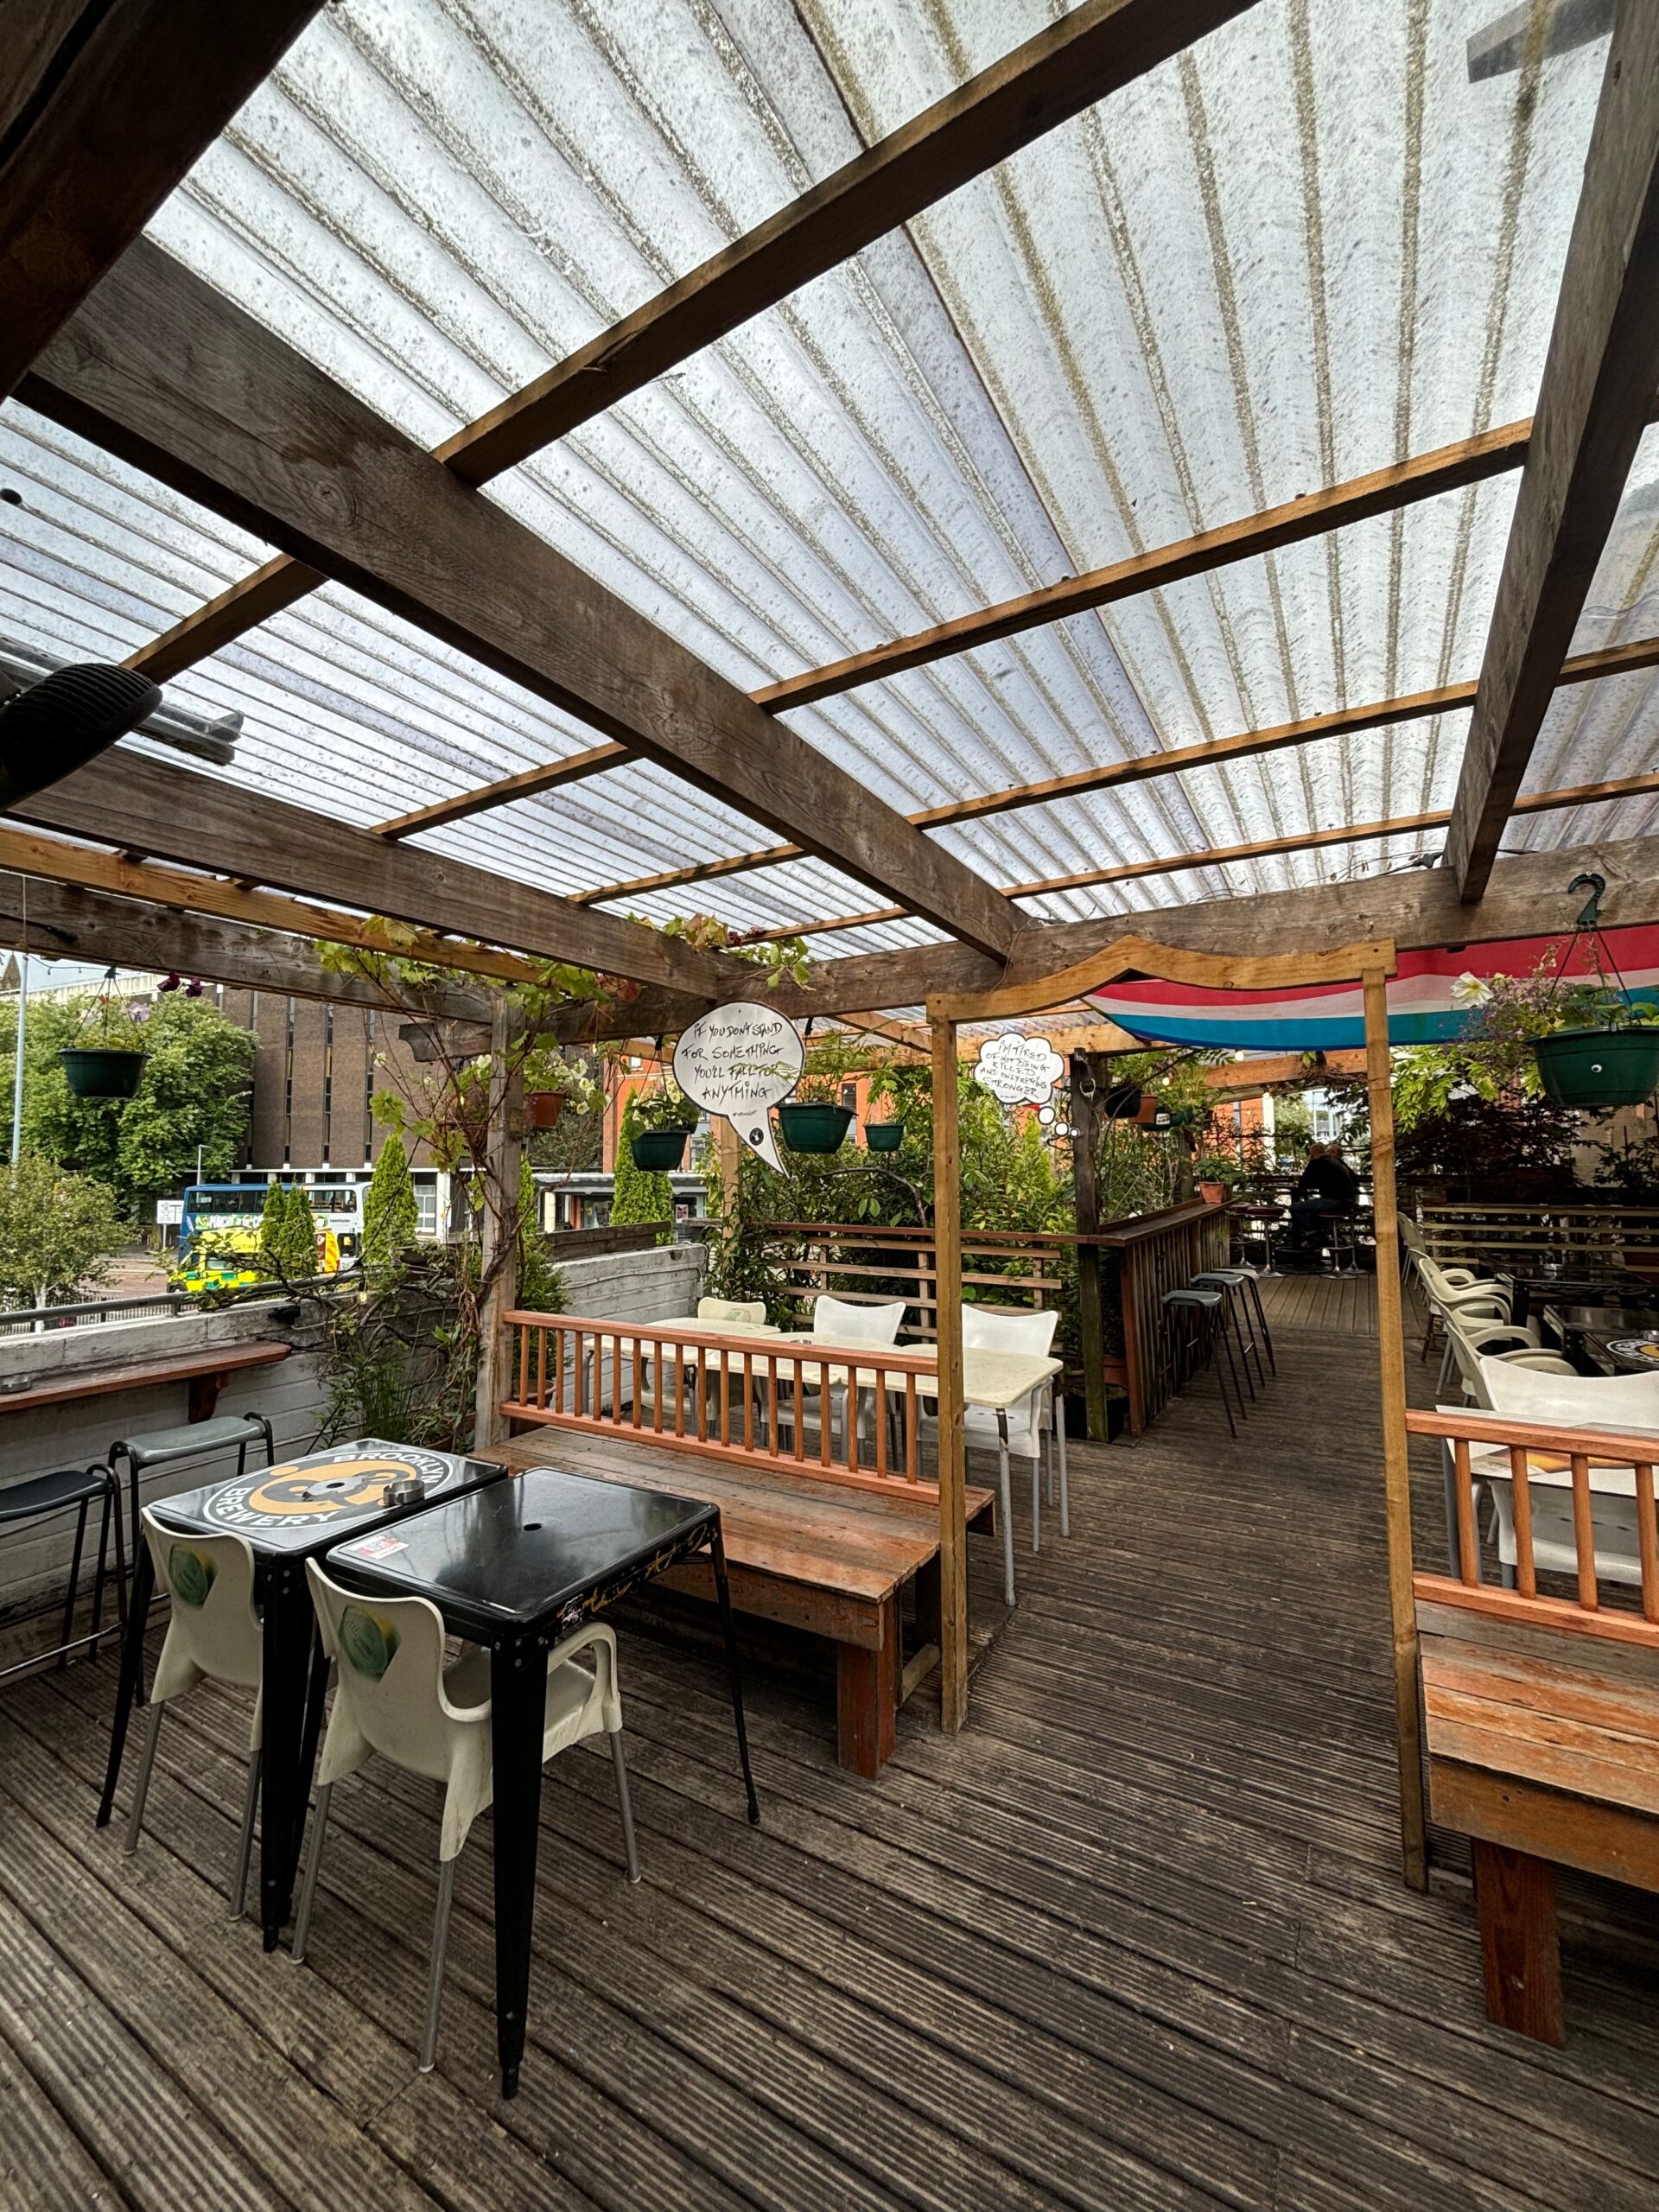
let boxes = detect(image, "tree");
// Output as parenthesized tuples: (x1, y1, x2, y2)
(260, 1183, 320, 1281)
(0, 1154, 125, 1308)
(363, 1135, 419, 1274)
(1, 990, 253, 1209)
(610, 1098, 675, 1234)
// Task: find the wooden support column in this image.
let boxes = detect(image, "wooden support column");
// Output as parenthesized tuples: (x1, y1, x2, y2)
(1363, 962, 1427, 1891)
(931, 1012, 969, 1733)
(1071, 1052, 1109, 1444)
(473, 997, 524, 1453)
(715, 1114, 743, 1221)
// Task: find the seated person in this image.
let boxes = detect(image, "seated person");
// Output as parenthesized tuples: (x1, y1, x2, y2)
(1288, 1143, 1360, 1251)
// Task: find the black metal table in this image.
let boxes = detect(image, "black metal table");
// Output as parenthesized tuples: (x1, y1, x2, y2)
(323, 1464, 760, 2100)
(1500, 1269, 1657, 1329)
(97, 1440, 505, 1950)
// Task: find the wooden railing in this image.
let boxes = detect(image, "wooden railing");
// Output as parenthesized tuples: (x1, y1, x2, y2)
(1408, 1405, 1659, 1647)
(501, 1310, 944, 1502)
(1416, 1201, 1659, 1280)
(751, 1203, 1230, 1436)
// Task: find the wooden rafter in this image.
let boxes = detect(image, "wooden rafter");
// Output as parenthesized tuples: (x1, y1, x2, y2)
(1446, 2, 1659, 899)
(374, 742, 630, 840)
(756, 419, 1541, 712)
(122, 0, 1255, 688)
(569, 630, 1659, 909)
(7, 749, 734, 998)
(29, 241, 1015, 960)
(0, 874, 489, 1020)
(0, 0, 322, 402)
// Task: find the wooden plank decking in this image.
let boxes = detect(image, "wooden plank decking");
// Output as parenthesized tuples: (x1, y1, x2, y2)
(1257, 1269, 1378, 1337)
(2, 1315, 1657, 2210)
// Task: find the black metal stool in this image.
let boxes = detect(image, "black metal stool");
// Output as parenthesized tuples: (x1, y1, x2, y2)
(0, 1464, 127, 1681)
(1192, 1267, 1275, 1386)
(1160, 1287, 1243, 1438)
(110, 1411, 275, 1563)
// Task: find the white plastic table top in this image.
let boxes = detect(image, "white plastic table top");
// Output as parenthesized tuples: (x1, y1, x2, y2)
(1454, 1409, 1659, 1498)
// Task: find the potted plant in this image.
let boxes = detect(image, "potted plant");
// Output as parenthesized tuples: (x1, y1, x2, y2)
(777, 1096, 855, 1154)
(629, 1083, 698, 1170)
(60, 975, 149, 1099)
(1532, 981, 1659, 1109)
(1193, 1154, 1240, 1206)
(520, 1046, 601, 1131)
(864, 1117, 904, 1153)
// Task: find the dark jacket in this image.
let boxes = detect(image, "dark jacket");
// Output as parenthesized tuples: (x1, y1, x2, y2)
(1294, 1154, 1359, 1210)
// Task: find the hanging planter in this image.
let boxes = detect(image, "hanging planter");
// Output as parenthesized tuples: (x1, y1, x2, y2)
(1535, 1028, 1659, 1110)
(630, 1127, 690, 1170)
(1102, 1083, 1142, 1121)
(525, 1090, 566, 1130)
(60, 1046, 147, 1100)
(777, 1102, 854, 1154)
(865, 1120, 904, 1153)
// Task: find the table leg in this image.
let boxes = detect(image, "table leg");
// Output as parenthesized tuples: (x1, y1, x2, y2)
(97, 1541, 154, 1828)
(297, 1624, 329, 1813)
(709, 1524, 760, 1827)
(490, 1633, 547, 2101)
(257, 1564, 315, 1952)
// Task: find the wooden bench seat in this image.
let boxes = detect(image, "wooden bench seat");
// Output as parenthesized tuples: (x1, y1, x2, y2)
(496, 1427, 995, 1776)
(0, 1339, 289, 1422)
(1418, 1593, 1659, 2041)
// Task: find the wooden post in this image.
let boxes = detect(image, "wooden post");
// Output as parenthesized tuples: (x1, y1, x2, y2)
(1071, 1052, 1108, 1443)
(930, 1010, 969, 1733)
(473, 995, 524, 1452)
(715, 1113, 743, 1218)
(1363, 961, 1427, 1891)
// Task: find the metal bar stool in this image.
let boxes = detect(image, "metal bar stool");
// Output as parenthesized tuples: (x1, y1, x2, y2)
(0, 1464, 127, 1681)
(1160, 1287, 1243, 1439)
(1191, 1268, 1275, 1386)
(110, 1411, 275, 1565)
(1321, 1212, 1360, 1275)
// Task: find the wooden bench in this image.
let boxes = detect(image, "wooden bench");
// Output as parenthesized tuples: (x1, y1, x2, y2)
(0, 1339, 289, 1423)
(496, 1312, 995, 1775)
(1411, 1407, 1659, 2043)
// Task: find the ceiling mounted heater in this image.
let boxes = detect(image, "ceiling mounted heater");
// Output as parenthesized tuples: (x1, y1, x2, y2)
(0, 663, 162, 809)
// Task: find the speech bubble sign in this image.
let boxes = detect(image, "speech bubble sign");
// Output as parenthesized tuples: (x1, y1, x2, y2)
(672, 1001, 804, 1174)
(974, 1031, 1065, 1109)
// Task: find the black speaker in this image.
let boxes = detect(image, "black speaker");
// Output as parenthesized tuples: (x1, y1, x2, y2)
(0, 663, 162, 808)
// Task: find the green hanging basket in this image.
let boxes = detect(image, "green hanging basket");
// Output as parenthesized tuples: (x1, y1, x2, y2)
(776, 1102, 855, 1154)
(864, 1121, 905, 1153)
(629, 1128, 690, 1170)
(1534, 1027, 1659, 1109)
(60, 1046, 147, 1099)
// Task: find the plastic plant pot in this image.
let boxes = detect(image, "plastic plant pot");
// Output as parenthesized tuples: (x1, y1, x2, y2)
(630, 1128, 690, 1170)
(525, 1091, 566, 1130)
(864, 1121, 904, 1153)
(1102, 1083, 1142, 1121)
(1534, 1028, 1659, 1110)
(59, 1047, 147, 1100)
(776, 1102, 855, 1154)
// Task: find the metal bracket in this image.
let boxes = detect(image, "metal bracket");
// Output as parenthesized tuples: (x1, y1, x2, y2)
(1568, 872, 1606, 931)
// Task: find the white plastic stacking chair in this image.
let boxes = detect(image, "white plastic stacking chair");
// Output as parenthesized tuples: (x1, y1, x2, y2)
(1469, 1358, 1659, 1591)
(696, 1297, 769, 1327)
(125, 1510, 264, 1918)
(798, 1294, 906, 1459)
(296, 1560, 639, 2073)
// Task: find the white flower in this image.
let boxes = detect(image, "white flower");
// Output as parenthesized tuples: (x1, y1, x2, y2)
(1450, 973, 1491, 1009)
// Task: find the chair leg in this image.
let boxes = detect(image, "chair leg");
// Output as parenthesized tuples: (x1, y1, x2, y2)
(997, 1444, 1015, 1605)
(1436, 1332, 1456, 1399)
(609, 1729, 642, 1884)
(1207, 1312, 1239, 1440)
(58, 1500, 89, 1671)
(124, 1700, 165, 1853)
(1244, 1275, 1276, 1376)
(231, 1749, 262, 1920)
(1055, 1408, 1070, 1539)
(291, 1780, 331, 1965)
(87, 1487, 113, 1659)
(420, 1854, 458, 2074)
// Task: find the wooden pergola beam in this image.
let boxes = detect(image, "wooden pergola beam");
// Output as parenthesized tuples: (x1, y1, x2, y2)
(0, 0, 322, 402)
(7, 750, 734, 998)
(755, 419, 1541, 712)
(570, 629, 1659, 910)
(374, 742, 631, 840)
(124, 0, 1255, 688)
(1446, 2, 1659, 899)
(28, 240, 1016, 961)
(0, 873, 489, 1020)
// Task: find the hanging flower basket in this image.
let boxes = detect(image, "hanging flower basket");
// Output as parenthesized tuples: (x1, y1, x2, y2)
(525, 1090, 566, 1130)
(865, 1120, 904, 1153)
(630, 1128, 690, 1170)
(777, 1102, 854, 1154)
(1102, 1083, 1142, 1121)
(59, 1046, 147, 1100)
(1534, 1027, 1659, 1110)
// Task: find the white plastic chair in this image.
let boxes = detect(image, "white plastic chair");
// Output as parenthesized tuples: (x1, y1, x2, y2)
(798, 1294, 906, 1459)
(124, 1510, 264, 1918)
(696, 1297, 769, 1328)
(1474, 1358, 1659, 1590)
(1437, 1301, 1553, 1402)
(295, 1560, 639, 2072)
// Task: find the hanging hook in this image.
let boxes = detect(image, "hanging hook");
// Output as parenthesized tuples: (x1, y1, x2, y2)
(1568, 872, 1605, 931)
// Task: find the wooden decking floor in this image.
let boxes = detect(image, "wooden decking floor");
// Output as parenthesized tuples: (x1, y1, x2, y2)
(3, 1325, 1658, 2211)
(1256, 1269, 1378, 1337)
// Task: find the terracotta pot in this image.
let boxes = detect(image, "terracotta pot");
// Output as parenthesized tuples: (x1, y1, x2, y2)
(1198, 1179, 1228, 1205)
(525, 1090, 566, 1129)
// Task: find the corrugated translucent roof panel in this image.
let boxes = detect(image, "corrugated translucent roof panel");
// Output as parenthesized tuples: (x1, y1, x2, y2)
(0, 0, 1649, 963)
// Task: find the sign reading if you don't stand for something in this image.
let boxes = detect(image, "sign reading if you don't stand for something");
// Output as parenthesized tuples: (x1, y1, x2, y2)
(672, 1001, 804, 1174)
